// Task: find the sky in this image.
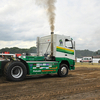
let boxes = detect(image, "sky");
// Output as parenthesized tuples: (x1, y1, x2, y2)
(0, 0, 100, 51)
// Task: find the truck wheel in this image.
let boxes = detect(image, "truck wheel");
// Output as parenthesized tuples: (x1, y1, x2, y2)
(58, 64, 68, 77)
(4, 61, 27, 81)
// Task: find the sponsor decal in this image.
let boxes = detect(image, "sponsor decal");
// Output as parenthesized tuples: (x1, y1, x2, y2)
(49, 65, 52, 67)
(30, 66, 32, 68)
(30, 64, 33, 68)
(59, 39, 63, 46)
(36, 63, 52, 67)
(36, 64, 40, 67)
(40, 63, 43, 66)
(42, 70, 53, 72)
(33, 70, 41, 72)
(40, 67, 49, 69)
(46, 64, 49, 66)
(49, 67, 57, 69)
(43, 64, 46, 66)
(33, 67, 36, 69)
(42, 70, 56, 72)
(33, 64, 36, 66)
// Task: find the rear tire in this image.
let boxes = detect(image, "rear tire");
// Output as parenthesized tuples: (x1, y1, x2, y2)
(4, 61, 27, 81)
(58, 64, 68, 77)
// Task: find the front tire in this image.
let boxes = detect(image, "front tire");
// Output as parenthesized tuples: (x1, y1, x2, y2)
(58, 64, 68, 77)
(4, 61, 27, 81)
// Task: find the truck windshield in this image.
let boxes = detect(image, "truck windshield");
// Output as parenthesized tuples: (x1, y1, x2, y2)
(65, 39, 73, 49)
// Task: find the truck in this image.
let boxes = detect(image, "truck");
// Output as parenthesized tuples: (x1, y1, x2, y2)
(0, 32, 75, 81)
(80, 57, 93, 63)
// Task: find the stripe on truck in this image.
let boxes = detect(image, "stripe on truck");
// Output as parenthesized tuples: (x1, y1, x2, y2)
(56, 46, 74, 55)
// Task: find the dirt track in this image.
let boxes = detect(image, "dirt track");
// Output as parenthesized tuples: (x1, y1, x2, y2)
(0, 67, 100, 100)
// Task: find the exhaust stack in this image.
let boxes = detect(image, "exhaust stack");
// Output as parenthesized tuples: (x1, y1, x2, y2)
(51, 32, 54, 57)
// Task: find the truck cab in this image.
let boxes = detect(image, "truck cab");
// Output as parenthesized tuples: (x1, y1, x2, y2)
(37, 34, 75, 70)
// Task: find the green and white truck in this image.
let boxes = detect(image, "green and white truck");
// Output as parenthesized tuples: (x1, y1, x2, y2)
(0, 33, 75, 81)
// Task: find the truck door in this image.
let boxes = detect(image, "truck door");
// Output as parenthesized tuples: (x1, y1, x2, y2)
(64, 39, 75, 60)
(56, 36, 65, 57)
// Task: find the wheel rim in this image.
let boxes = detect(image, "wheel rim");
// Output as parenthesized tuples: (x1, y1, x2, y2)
(11, 66, 23, 78)
(61, 66, 67, 75)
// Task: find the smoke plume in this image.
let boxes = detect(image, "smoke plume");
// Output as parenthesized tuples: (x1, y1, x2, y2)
(35, 0, 57, 32)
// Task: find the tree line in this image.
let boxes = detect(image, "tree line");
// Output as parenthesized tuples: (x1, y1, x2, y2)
(0, 47, 100, 58)
(0, 47, 37, 54)
(75, 49, 99, 58)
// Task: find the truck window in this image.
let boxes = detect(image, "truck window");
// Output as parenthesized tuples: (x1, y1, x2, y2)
(88, 58, 91, 60)
(65, 39, 73, 49)
(83, 58, 87, 60)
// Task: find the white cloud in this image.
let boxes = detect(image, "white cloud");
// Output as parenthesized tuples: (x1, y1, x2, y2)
(0, 40, 36, 49)
(78, 38, 82, 41)
(0, 0, 100, 51)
